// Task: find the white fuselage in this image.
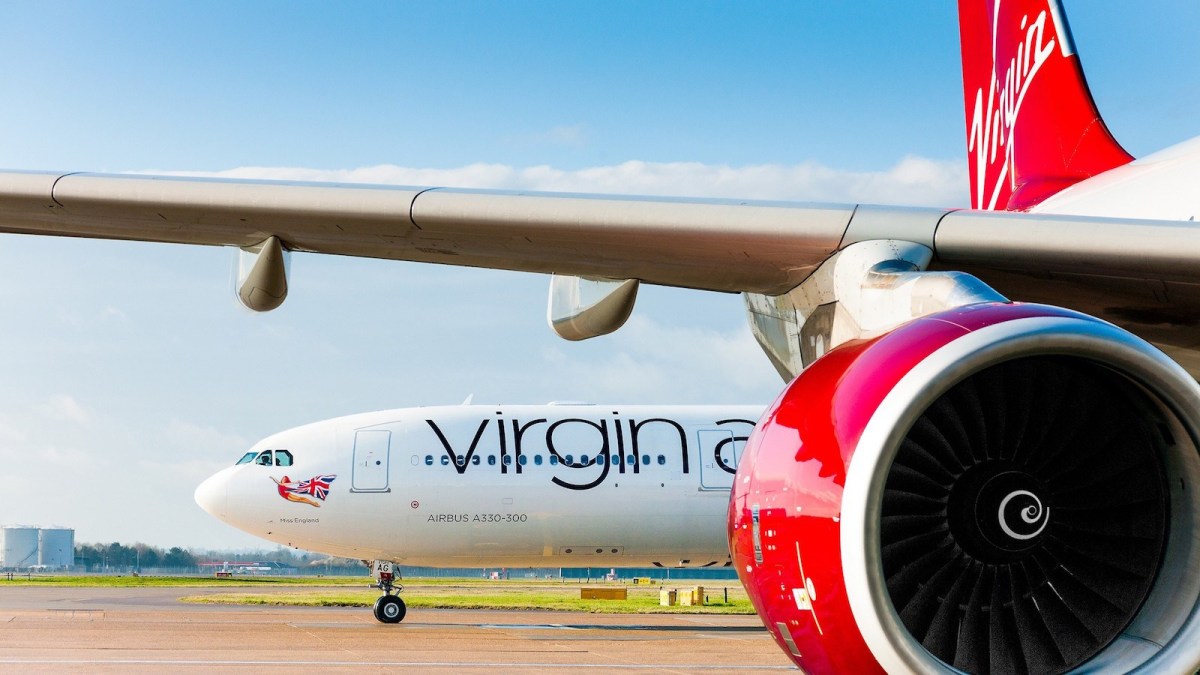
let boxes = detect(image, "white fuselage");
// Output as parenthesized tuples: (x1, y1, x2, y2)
(1032, 135, 1200, 220)
(196, 404, 762, 567)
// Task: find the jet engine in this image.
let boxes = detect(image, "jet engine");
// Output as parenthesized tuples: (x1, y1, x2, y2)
(729, 302, 1200, 674)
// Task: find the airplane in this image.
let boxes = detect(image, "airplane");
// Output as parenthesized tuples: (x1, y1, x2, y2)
(2, 0, 1199, 671)
(194, 402, 761, 623)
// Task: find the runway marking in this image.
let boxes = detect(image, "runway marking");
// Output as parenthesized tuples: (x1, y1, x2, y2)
(481, 623, 582, 630)
(41, 609, 104, 620)
(0, 660, 794, 669)
(287, 622, 438, 629)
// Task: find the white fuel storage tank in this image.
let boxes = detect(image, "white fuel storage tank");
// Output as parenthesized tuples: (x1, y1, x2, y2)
(1, 526, 40, 568)
(38, 528, 74, 569)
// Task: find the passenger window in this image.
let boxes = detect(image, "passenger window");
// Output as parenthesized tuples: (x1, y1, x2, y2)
(472, 456, 480, 466)
(503, 455, 512, 466)
(274, 450, 293, 467)
(256, 451, 273, 466)
(425, 455, 433, 466)
(518, 455, 527, 466)
(236, 452, 257, 465)
(565, 454, 573, 464)
(488, 455, 496, 466)
(657, 455, 666, 465)
(456, 456, 466, 467)
(642, 455, 650, 465)
(580, 454, 589, 464)
(549, 455, 558, 466)
(441, 456, 450, 466)
(534, 455, 543, 466)
(627, 455, 635, 465)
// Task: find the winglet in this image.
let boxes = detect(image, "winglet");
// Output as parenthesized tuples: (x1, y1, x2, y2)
(958, 0, 1132, 211)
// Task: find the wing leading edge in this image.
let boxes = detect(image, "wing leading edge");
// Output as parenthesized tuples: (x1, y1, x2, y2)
(2, 169, 1200, 320)
(0, 170, 854, 295)
(2, 169, 1200, 297)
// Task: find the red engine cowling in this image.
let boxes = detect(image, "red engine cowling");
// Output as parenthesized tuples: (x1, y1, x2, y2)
(730, 303, 1200, 674)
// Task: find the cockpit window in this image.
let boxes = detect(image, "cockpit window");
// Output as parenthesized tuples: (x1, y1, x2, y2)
(243, 449, 294, 466)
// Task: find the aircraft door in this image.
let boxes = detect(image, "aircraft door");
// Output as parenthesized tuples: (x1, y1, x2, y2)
(698, 429, 740, 490)
(352, 429, 391, 492)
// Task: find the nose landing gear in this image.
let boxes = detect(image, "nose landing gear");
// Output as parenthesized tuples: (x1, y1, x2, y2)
(370, 560, 406, 624)
(373, 593, 406, 623)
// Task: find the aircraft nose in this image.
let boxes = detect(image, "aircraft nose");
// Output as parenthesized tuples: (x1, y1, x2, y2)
(194, 471, 229, 519)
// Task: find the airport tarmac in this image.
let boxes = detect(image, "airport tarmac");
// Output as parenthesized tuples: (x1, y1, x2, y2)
(0, 585, 796, 673)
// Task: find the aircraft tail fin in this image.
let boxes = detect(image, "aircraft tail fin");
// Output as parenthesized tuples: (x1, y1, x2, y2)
(958, 0, 1132, 210)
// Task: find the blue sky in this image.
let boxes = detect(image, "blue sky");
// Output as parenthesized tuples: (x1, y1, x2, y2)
(0, 2, 1197, 552)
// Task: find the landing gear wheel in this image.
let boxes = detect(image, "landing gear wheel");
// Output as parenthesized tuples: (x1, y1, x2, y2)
(373, 594, 406, 623)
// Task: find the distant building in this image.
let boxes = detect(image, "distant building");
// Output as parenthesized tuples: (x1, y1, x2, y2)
(1, 526, 74, 570)
(37, 528, 74, 569)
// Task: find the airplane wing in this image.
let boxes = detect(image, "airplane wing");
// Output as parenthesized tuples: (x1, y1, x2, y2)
(0, 170, 852, 295)
(3, 170, 1199, 309)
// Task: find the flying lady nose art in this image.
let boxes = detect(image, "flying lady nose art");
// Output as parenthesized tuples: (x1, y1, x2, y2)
(272, 474, 337, 507)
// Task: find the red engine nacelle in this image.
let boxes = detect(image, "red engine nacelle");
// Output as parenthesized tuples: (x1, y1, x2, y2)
(730, 303, 1200, 674)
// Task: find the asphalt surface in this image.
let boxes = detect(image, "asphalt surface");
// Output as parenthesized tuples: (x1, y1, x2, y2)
(0, 585, 796, 673)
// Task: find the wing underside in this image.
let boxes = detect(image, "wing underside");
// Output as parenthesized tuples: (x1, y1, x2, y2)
(2, 170, 1199, 347)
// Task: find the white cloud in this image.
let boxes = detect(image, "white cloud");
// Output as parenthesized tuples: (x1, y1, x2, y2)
(532, 315, 780, 404)
(0, 418, 28, 444)
(505, 124, 590, 148)
(37, 444, 97, 469)
(142, 154, 968, 207)
(134, 456, 231, 482)
(39, 394, 92, 426)
(540, 124, 589, 147)
(160, 419, 251, 458)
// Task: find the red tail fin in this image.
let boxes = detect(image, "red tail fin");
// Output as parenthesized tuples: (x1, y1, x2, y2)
(958, 0, 1132, 211)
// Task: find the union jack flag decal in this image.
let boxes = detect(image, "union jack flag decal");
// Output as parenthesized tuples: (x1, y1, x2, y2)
(272, 474, 337, 507)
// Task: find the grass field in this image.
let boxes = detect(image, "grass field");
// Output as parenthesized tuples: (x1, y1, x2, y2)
(2, 574, 754, 614)
(1, 574, 371, 587)
(181, 583, 754, 614)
